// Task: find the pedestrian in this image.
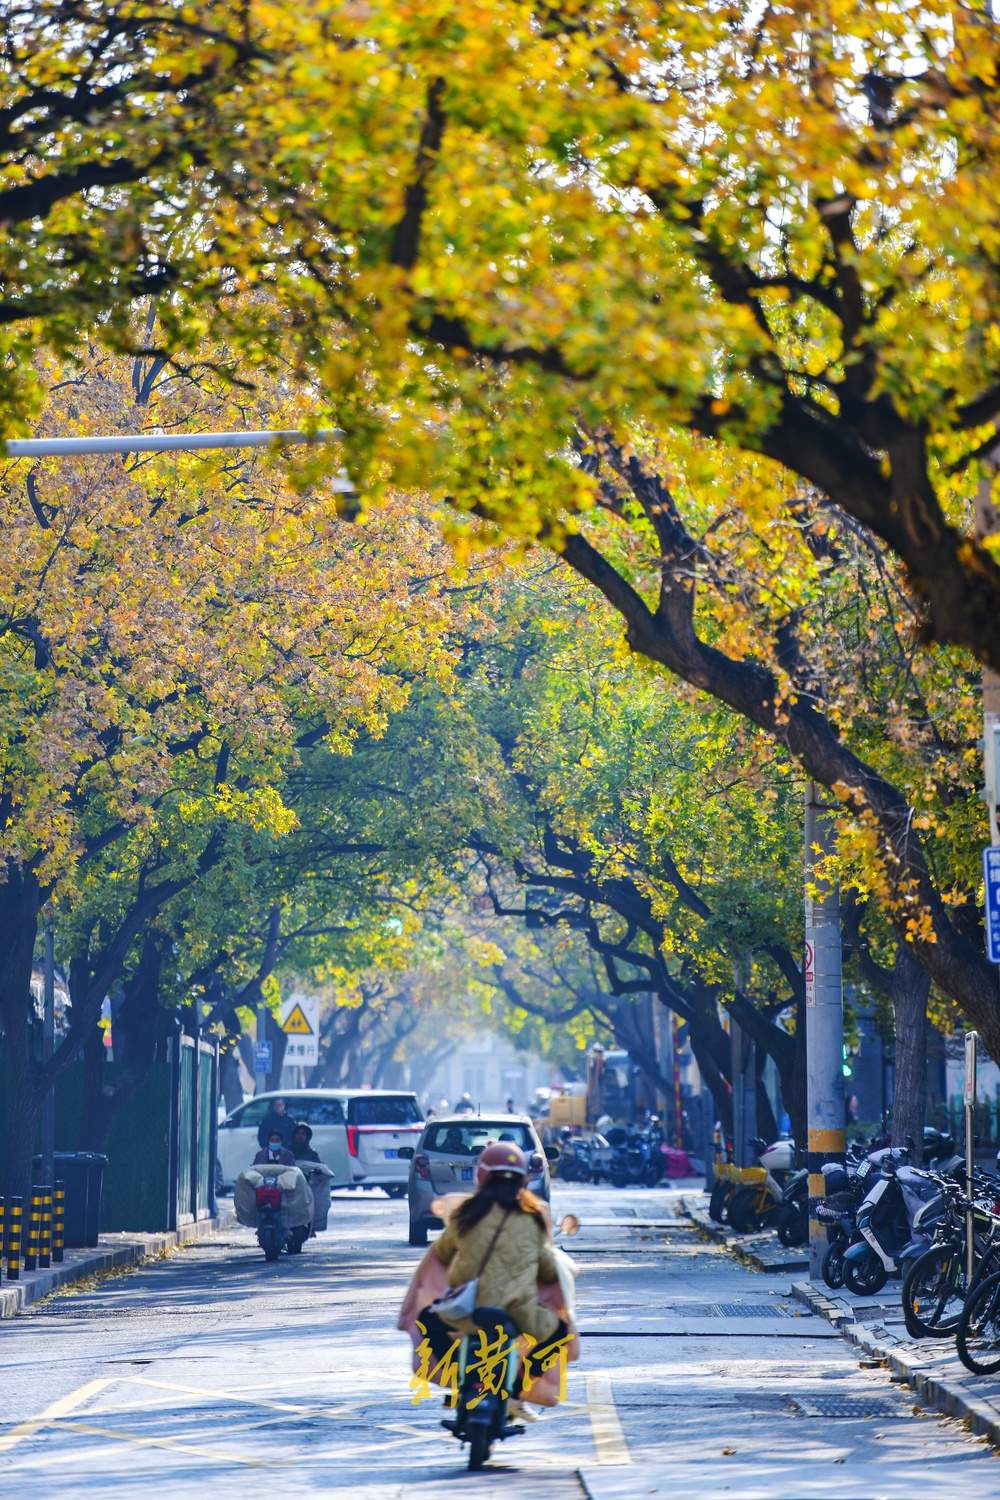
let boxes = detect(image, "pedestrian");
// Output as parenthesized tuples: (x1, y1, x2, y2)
(256, 1096, 296, 1150)
(505, 1096, 515, 1114)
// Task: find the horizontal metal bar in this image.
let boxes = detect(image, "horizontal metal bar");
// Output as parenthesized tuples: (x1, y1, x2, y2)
(5, 428, 353, 489)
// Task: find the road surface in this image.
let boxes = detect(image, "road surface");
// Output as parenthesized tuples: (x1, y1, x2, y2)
(0, 1185, 996, 1498)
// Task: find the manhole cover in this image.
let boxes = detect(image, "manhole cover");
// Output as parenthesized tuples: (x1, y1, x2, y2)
(790, 1395, 904, 1419)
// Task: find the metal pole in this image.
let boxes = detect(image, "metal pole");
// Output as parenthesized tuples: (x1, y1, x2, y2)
(40, 920, 56, 1193)
(5, 425, 350, 473)
(256, 1004, 270, 1096)
(805, 781, 846, 1279)
(965, 1031, 978, 1286)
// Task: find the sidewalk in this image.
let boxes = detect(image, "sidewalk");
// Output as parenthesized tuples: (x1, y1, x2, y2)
(0, 1210, 233, 1318)
(681, 1191, 809, 1272)
(793, 1278, 1000, 1448)
(684, 1189, 1000, 1452)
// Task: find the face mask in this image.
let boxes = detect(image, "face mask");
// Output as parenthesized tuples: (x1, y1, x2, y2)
(268, 1141, 282, 1155)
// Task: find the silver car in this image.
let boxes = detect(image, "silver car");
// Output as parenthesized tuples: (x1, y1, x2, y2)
(403, 1114, 556, 1246)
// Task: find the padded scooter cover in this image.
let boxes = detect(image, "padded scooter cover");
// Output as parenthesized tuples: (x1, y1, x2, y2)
(234, 1165, 314, 1230)
(301, 1162, 333, 1231)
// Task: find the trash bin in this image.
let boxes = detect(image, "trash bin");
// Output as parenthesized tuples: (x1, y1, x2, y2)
(33, 1152, 108, 1248)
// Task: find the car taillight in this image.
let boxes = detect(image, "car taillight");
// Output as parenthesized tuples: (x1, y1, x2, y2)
(414, 1153, 431, 1181)
(347, 1125, 359, 1156)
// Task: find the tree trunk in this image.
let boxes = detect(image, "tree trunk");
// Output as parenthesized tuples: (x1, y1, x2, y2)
(889, 945, 930, 1161)
(220, 1041, 245, 1113)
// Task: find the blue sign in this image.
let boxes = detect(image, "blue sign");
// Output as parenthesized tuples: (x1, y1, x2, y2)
(985, 848, 1000, 965)
(254, 1040, 273, 1073)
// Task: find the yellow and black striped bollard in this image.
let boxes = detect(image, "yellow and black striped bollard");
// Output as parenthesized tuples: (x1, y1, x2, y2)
(0, 1197, 5, 1281)
(53, 1180, 65, 1264)
(38, 1185, 52, 1270)
(24, 1188, 42, 1271)
(7, 1196, 22, 1280)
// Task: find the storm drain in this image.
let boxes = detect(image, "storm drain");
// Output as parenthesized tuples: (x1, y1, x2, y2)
(656, 1302, 789, 1318)
(713, 1302, 786, 1318)
(789, 1394, 905, 1419)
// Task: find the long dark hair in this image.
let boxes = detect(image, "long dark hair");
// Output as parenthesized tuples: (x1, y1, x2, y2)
(454, 1170, 546, 1234)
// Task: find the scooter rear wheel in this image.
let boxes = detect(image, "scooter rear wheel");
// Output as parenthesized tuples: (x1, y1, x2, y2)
(708, 1181, 730, 1222)
(467, 1425, 491, 1471)
(843, 1248, 888, 1296)
(821, 1241, 846, 1290)
(259, 1226, 281, 1263)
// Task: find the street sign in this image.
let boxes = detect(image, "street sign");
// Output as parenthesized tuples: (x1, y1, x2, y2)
(254, 1040, 273, 1074)
(280, 994, 319, 1067)
(964, 1030, 978, 1108)
(985, 848, 1000, 964)
(282, 1003, 313, 1035)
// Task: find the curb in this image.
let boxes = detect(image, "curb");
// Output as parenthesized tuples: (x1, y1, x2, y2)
(0, 1210, 235, 1318)
(680, 1194, 809, 1274)
(791, 1278, 1000, 1450)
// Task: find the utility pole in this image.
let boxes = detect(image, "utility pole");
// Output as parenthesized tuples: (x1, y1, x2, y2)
(40, 918, 56, 1190)
(805, 782, 846, 1279)
(255, 1003, 271, 1096)
(979, 459, 1000, 846)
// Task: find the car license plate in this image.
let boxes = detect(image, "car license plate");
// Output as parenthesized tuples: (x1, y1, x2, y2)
(461, 1167, 474, 1182)
(383, 1149, 398, 1159)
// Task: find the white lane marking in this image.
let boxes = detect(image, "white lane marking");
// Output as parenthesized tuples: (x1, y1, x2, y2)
(585, 1372, 631, 1465)
(0, 1377, 113, 1454)
(55, 1419, 268, 1466)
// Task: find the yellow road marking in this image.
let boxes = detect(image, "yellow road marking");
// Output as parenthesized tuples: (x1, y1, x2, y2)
(55, 1420, 267, 1466)
(585, 1372, 631, 1465)
(0, 1378, 113, 1454)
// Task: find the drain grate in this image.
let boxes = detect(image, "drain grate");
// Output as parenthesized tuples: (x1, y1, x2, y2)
(790, 1394, 905, 1419)
(714, 1302, 786, 1318)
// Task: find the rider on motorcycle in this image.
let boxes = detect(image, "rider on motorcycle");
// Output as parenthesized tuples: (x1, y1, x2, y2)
(253, 1130, 296, 1167)
(418, 1142, 567, 1393)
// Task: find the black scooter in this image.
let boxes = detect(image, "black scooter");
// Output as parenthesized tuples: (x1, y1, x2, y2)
(254, 1169, 308, 1262)
(442, 1309, 525, 1471)
(609, 1125, 662, 1188)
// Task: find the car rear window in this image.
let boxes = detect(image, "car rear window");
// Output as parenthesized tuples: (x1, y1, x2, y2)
(348, 1095, 422, 1127)
(423, 1122, 533, 1155)
(292, 1097, 345, 1126)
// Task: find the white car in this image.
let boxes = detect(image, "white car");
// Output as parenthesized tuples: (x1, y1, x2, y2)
(327, 1090, 424, 1197)
(217, 1090, 351, 1191)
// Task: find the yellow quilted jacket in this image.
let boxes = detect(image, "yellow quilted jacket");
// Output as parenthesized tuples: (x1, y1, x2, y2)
(431, 1201, 561, 1342)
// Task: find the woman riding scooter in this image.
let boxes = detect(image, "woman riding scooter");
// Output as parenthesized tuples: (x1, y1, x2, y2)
(401, 1143, 575, 1421)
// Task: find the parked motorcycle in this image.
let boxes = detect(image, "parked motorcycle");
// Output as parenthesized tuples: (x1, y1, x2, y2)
(609, 1124, 663, 1188)
(725, 1137, 797, 1234)
(842, 1151, 951, 1295)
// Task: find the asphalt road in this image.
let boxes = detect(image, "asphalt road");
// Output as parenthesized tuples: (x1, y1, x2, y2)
(0, 1185, 997, 1498)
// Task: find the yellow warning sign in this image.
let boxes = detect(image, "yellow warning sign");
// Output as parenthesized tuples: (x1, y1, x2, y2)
(281, 1003, 313, 1035)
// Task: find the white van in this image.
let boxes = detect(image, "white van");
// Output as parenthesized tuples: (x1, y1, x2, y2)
(328, 1090, 424, 1196)
(216, 1090, 351, 1191)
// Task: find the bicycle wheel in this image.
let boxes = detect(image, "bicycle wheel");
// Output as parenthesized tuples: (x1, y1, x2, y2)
(902, 1245, 966, 1338)
(957, 1270, 1000, 1376)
